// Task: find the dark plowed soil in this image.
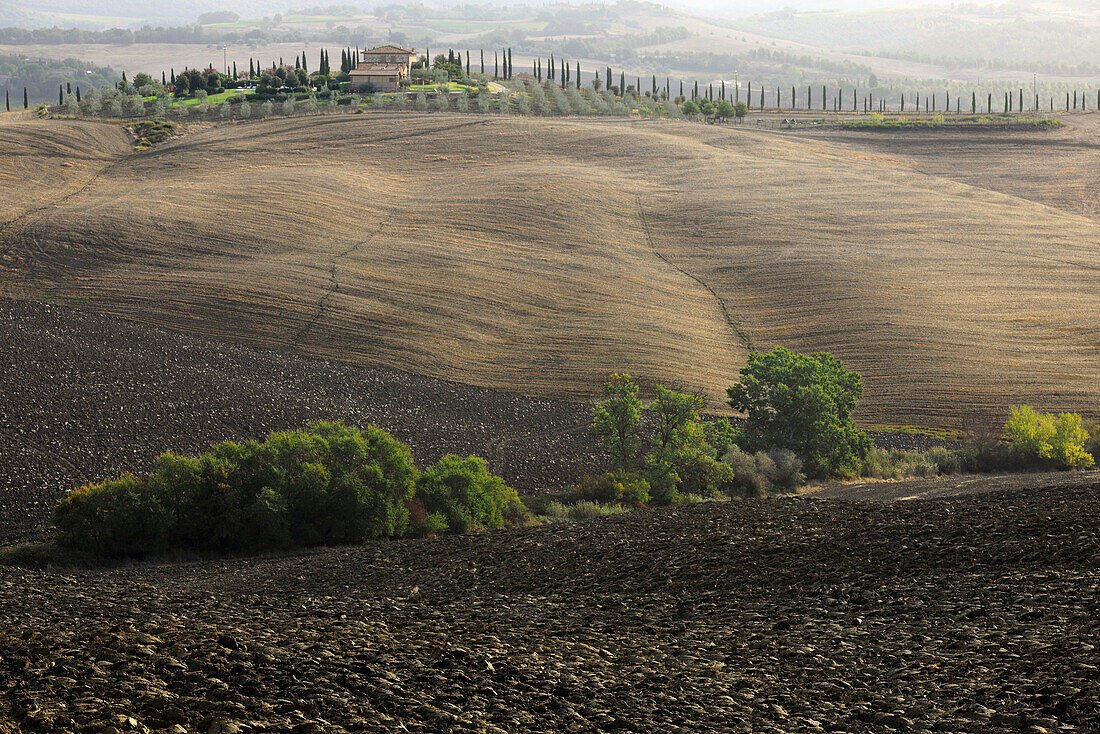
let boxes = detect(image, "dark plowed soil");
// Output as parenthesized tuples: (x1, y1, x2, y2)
(0, 297, 956, 547)
(0, 297, 602, 545)
(2, 483, 1098, 733)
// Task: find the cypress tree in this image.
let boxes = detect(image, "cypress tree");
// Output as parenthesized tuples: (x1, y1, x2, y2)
(987, 92, 992, 113)
(549, 54, 554, 80)
(24, 87, 28, 108)
(972, 91, 976, 114)
(66, 82, 72, 95)
(248, 59, 253, 78)
(747, 81, 751, 106)
(679, 80, 683, 97)
(480, 49, 484, 74)
(822, 84, 826, 111)
(59, 84, 63, 106)
(233, 62, 237, 79)
(296, 55, 301, 70)
(693, 80, 697, 99)
(537, 58, 541, 81)
(636, 76, 640, 94)
(5, 89, 8, 112)
(466, 50, 470, 76)
(494, 51, 498, 79)
(578, 63, 582, 89)
(620, 71, 625, 94)
(507, 48, 512, 80)
(76, 86, 80, 102)
(791, 85, 795, 109)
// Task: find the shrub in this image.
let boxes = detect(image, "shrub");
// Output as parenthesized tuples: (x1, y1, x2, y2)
(925, 446, 963, 475)
(1086, 421, 1100, 465)
(766, 448, 805, 490)
(574, 471, 650, 507)
(566, 501, 625, 521)
(1004, 405, 1094, 470)
(55, 474, 169, 557)
(415, 455, 524, 534)
(55, 422, 418, 557)
(720, 446, 766, 498)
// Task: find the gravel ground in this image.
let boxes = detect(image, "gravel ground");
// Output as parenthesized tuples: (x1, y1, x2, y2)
(2, 482, 1098, 733)
(0, 297, 952, 546)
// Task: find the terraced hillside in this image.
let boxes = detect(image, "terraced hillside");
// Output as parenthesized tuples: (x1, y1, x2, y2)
(1, 113, 1097, 426)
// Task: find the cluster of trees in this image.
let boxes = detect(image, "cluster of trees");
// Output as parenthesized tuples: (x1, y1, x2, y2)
(1004, 406, 1094, 470)
(588, 349, 864, 505)
(0, 25, 209, 45)
(55, 422, 525, 557)
(682, 98, 748, 122)
(1, 53, 118, 106)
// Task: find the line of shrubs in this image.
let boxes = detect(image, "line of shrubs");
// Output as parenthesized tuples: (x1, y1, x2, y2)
(55, 422, 525, 558)
(582, 349, 1094, 505)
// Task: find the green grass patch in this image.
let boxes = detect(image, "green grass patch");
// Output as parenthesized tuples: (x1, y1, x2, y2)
(836, 114, 1061, 130)
(867, 424, 964, 441)
(129, 120, 179, 150)
(408, 82, 481, 92)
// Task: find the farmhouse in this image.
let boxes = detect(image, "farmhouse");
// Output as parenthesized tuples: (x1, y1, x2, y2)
(349, 45, 418, 92)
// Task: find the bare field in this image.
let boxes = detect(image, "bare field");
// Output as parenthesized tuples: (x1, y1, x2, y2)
(0, 113, 1097, 426)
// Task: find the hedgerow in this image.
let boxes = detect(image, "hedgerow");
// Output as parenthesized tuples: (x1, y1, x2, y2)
(55, 422, 521, 557)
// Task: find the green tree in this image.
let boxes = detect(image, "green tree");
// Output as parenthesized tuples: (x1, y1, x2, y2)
(733, 101, 748, 122)
(682, 99, 699, 116)
(592, 373, 642, 470)
(727, 347, 871, 478)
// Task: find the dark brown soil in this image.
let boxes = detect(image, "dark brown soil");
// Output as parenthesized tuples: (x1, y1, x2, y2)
(0, 297, 961, 547)
(0, 297, 602, 545)
(2, 483, 1098, 733)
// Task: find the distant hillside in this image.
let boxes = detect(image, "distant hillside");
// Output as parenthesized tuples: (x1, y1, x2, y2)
(1, 114, 1097, 427)
(0, 52, 118, 103)
(735, 5, 1100, 75)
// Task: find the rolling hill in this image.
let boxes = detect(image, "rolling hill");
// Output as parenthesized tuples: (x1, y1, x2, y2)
(1, 113, 1097, 427)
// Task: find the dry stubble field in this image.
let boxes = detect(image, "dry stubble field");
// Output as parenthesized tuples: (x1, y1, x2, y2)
(1, 112, 1097, 426)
